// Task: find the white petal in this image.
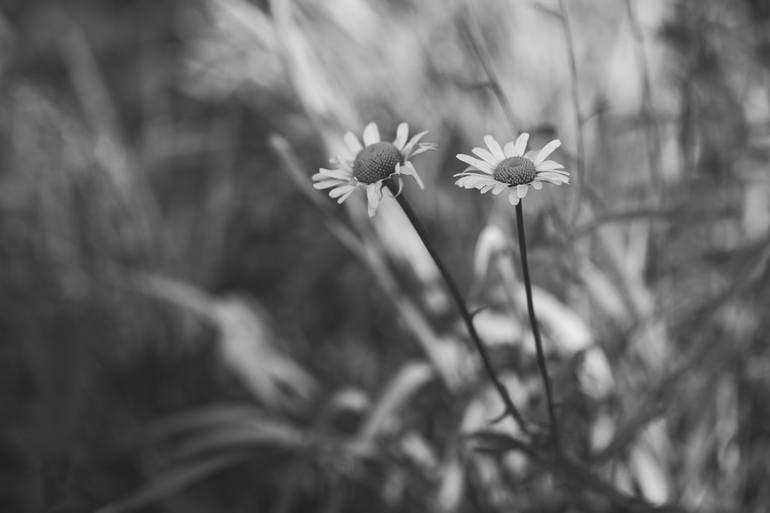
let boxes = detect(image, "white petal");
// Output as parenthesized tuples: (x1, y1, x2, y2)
(455, 174, 498, 189)
(492, 183, 508, 195)
(535, 139, 561, 165)
(344, 132, 363, 154)
(503, 141, 515, 157)
(398, 161, 424, 189)
(453, 171, 498, 182)
(366, 184, 382, 216)
(318, 168, 352, 180)
(532, 181, 543, 190)
(479, 183, 495, 194)
(313, 179, 343, 189)
(456, 154, 493, 174)
(484, 135, 505, 161)
(471, 147, 498, 165)
(454, 176, 479, 188)
(409, 144, 436, 158)
(537, 171, 570, 182)
(403, 130, 429, 158)
(542, 168, 569, 176)
(329, 184, 355, 198)
(394, 176, 404, 196)
(393, 122, 409, 150)
(363, 123, 381, 146)
(516, 184, 529, 198)
(508, 190, 521, 205)
(535, 175, 567, 185)
(512, 133, 530, 157)
(536, 160, 564, 171)
(337, 188, 356, 204)
(524, 150, 539, 161)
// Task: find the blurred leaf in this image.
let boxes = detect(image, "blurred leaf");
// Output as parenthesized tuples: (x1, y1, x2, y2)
(144, 404, 270, 439)
(135, 273, 318, 411)
(355, 361, 434, 446)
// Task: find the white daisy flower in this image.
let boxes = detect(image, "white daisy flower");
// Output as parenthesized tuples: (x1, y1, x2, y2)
(313, 122, 436, 217)
(454, 134, 569, 205)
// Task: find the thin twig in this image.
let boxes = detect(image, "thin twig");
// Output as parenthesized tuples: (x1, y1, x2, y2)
(514, 202, 560, 451)
(385, 181, 529, 434)
(471, 431, 687, 513)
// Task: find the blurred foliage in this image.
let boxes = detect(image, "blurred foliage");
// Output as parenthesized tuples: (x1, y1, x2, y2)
(1, 0, 770, 512)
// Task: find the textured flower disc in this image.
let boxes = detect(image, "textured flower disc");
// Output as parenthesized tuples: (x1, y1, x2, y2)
(353, 142, 403, 184)
(493, 156, 537, 186)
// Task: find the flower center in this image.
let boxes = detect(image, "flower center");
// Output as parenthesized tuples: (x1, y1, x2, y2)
(352, 142, 403, 184)
(493, 156, 537, 186)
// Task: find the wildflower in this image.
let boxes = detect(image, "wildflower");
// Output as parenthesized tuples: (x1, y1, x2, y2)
(454, 134, 569, 205)
(313, 122, 436, 216)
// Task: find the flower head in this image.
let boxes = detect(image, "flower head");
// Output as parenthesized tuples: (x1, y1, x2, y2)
(313, 122, 436, 216)
(454, 134, 569, 205)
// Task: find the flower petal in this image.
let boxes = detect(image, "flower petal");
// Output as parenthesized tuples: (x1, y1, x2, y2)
(393, 122, 409, 150)
(344, 132, 363, 154)
(536, 160, 564, 171)
(318, 168, 352, 180)
(535, 139, 561, 165)
(329, 184, 355, 198)
(366, 183, 382, 216)
(455, 174, 500, 190)
(516, 184, 529, 198)
(337, 188, 356, 204)
(492, 183, 508, 195)
(541, 168, 569, 177)
(484, 135, 505, 161)
(537, 171, 570, 183)
(363, 122, 381, 146)
(508, 190, 521, 205)
(471, 147, 498, 166)
(479, 183, 496, 194)
(512, 133, 530, 157)
(409, 143, 437, 158)
(532, 181, 543, 190)
(398, 161, 424, 189)
(313, 179, 344, 189)
(456, 153, 493, 174)
(403, 130, 429, 158)
(535, 175, 568, 185)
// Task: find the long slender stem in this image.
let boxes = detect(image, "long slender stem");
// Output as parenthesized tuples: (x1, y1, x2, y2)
(514, 202, 560, 451)
(386, 181, 529, 433)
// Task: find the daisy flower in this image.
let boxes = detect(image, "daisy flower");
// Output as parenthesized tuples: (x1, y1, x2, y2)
(454, 134, 569, 205)
(313, 122, 436, 216)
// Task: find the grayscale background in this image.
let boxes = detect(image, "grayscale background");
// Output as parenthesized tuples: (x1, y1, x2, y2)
(1, 0, 769, 512)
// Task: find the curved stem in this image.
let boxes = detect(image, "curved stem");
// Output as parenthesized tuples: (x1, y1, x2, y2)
(514, 202, 560, 452)
(385, 181, 528, 434)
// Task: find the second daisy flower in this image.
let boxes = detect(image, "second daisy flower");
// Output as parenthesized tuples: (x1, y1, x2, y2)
(455, 133, 569, 205)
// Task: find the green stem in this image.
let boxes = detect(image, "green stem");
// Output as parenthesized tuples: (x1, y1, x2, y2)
(386, 181, 528, 433)
(514, 201, 560, 451)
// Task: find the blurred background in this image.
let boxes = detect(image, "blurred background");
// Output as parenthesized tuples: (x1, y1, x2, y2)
(1, 0, 769, 511)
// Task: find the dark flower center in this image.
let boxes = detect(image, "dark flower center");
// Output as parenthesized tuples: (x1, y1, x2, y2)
(493, 156, 537, 186)
(353, 142, 403, 184)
